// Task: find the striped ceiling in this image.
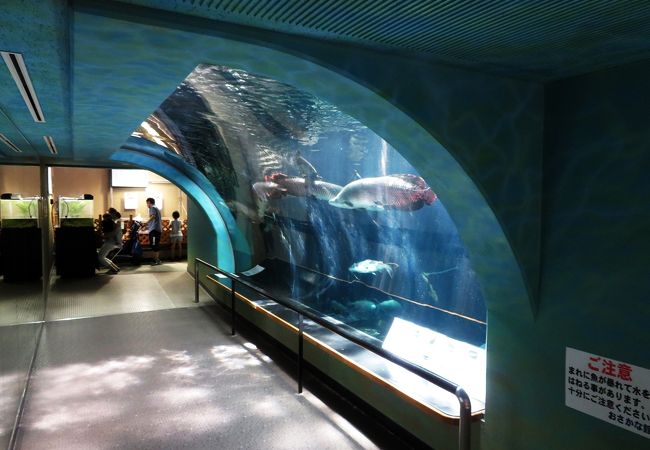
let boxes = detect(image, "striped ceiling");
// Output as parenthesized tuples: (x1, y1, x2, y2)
(122, 0, 650, 80)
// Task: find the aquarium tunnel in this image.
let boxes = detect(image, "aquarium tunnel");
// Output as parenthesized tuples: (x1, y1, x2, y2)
(126, 64, 490, 416)
(3, 2, 649, 449)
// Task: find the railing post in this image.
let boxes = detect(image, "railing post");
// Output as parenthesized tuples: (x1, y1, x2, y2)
(230, 279, 236, 336)
(456, 386, 472, 450)
(298, 313, 304, 394)
(194, 258, 199, 303)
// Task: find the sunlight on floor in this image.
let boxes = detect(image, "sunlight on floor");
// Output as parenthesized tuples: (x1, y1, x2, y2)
(16, 308, 388, 449)
(211, 344, 264, 370)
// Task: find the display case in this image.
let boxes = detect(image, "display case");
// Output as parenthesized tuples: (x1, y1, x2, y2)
(58, 197, 94, 227)
(0, 197, 40, 228)
(54, 196, 96, 277)
(0, 196, 42, 281)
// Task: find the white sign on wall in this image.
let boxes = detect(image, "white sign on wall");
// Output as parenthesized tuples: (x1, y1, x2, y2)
(123, 192, 138, 210)
(566, 347, 650, 438)
(111, 169, 149, 187)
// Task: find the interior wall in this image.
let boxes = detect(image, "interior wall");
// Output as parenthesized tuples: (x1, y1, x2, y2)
(0, 165, 40, 197)
(48, 167, 187, 221)
(186, 197, 218, 275)
(484, 59, 650, 450)
(51, 167, 109, 218)
(111, 172, 187, 220)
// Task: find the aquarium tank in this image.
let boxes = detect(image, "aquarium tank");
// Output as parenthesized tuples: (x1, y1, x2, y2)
(0, 197, 40, 228)
(58, 197, 94, 227)
(133, 64, 487, 405)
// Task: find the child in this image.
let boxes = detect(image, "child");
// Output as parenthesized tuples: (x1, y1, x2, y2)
(170, 211, 183, 260)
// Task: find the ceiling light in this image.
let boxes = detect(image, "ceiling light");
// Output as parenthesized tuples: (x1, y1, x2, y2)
(0, 133, 23, 152)
(1, 52, 45, 123)
(43, 136, 57, 155)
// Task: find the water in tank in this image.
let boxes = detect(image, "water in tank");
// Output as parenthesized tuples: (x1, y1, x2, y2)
(134, 65, 487, 393)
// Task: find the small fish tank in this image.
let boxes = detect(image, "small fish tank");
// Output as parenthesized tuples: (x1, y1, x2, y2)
(58, 197, 94, 227)
(0, 197, 40, 228)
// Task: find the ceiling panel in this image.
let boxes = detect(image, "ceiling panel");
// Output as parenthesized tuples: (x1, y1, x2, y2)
(121, 0, 650, 80)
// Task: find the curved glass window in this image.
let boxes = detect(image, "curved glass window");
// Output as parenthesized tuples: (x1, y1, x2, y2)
(134, 64, 486, 408)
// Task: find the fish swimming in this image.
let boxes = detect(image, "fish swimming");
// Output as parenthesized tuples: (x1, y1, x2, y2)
(329, 174, 437, 211)
(348, 300, 377, 319)
(376, 299, 402, 317)
(265, 172, 342, 201)
(349, 259, 398, 278)
(252, 181, 287, 200)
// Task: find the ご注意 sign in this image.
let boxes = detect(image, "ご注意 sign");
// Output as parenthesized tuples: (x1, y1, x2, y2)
(566, 347, 650, 438)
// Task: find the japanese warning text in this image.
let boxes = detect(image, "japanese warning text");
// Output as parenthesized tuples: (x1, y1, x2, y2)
(566, 347, 650, 439)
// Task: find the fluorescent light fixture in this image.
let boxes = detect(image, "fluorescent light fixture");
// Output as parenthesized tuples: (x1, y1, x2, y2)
(43, 135, 57, 154)
(0, 133, 23, 152)
(1, 52, 45, 122)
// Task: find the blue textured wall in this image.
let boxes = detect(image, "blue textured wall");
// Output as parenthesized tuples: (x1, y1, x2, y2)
(483, 59, 650, 450)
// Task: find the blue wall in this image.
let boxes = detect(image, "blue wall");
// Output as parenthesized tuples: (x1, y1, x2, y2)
(482, 59, 650, 450)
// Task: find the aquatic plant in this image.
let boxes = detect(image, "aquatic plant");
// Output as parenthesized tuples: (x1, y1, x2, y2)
(60, 200, 91, 217)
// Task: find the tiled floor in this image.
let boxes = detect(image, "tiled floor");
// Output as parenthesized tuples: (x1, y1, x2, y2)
(4, 262, 405, 449)
(15, 307, 383, 450)
(0, 281, 44, 327)
(45, 262, 212, 321)
(0, 262, 210, 327)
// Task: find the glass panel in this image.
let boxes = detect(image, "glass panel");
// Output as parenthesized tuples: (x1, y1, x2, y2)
(134, 65, 487, 404)
(0, 164, 44, 447)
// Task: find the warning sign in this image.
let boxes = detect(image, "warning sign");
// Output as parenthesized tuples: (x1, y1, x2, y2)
(566, 347, 650, 438)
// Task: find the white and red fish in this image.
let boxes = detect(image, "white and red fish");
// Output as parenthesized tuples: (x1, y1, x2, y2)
(329, 174, 437, 211)
(252, 181, 287, 200)
(265, 173, 342, 201)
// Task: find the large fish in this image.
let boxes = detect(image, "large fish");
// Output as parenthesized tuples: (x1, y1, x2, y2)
(349, 259, 398, 278)
(329, 174, 437, 211)
(265, 173, 342, 201)
(252, 181, 287, 200)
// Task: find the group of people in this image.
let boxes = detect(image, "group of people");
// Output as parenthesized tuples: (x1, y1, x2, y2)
(98, 198, 184, 274)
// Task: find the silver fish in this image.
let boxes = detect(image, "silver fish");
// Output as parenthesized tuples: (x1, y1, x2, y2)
(266, 173, 342, 201)
(252, 181, 287, 200)
(329, 174, 437, 211)
(349, 259, 398, 277)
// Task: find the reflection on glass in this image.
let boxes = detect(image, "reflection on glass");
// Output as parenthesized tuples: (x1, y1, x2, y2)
(134, 65, 487, 402)
(0, 165, 44, 446)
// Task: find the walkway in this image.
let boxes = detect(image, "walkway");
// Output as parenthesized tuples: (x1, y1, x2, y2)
(5, 263, 410, 449)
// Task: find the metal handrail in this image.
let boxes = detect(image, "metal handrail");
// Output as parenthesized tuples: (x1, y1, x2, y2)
(194, 257, 473, 450)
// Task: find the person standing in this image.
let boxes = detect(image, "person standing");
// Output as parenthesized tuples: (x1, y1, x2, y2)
(146, 197, 163, 265)
(170, 210, 183, 260)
